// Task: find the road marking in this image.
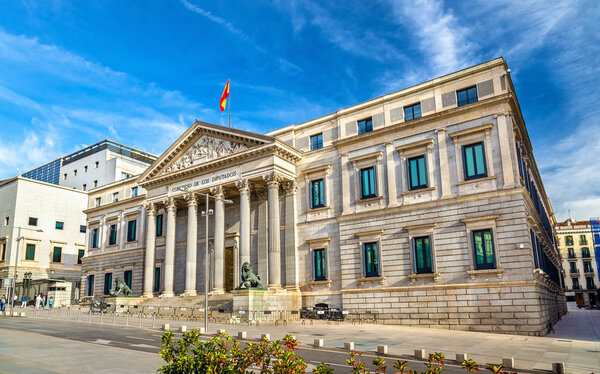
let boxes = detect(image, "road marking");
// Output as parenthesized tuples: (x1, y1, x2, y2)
(126, 336, 155, 341)
(129, 343, 157, 349)
(309, 360, 346, 368)
(90, 339, 111, 345)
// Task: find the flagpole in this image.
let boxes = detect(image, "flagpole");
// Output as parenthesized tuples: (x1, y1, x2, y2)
(228, 77, 231, 128)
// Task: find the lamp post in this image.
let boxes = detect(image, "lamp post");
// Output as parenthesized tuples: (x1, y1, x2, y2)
(4, 225, 43, 316)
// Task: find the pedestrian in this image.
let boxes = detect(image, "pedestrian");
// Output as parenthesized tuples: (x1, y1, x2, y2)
(35, 294, 41, 308)
(21, 295, 27, 308)
(41, 295, 46, 309)
(12, 294, 17, 308)
(48, 297, 54, 309)
(0, 295, 5, 312)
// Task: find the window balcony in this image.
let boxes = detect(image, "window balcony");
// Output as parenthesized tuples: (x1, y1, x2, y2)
(582, 253, 591, 258)
(586, 284, 596, 290)
(580, 240, 588, 245)
(572, 285, 581, 290)
(568, 254, 576, 259)
(569, 269, 579, 274)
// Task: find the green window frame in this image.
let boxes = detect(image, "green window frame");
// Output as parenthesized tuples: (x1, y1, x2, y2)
(569, 261, 577, 273)
(313, 248, 327, 281)
(154, 267, 160, 293)
(567, 248, 575, 258)
(586, 277, 595, 289)
(91, 228, 99, 248)
(87, 275, 94, 296)
(582, 247, 590, 258)
(572, 277, 579, 289)
(55, 221, 64, 230)
(462, 142, 487, 180)
(127, 220, 137, 242)
(52, 247, 62, 263)
(565, 236, 573, 246)
(28, 217, 38, 226)
(109, 224, 118, 245)
(104, 273, 112, 295)
(124, 270, 132, 289)
(404, 103, 422, 121)
(77, 249, 85, 265)
(156, 214, 163, 237)
(358, 117, 373, 134)
(580, 235, 588, 245)
(360, 167, 377, 199)
(583, 261, 593, 273)
(407, 155, 428, 190)
(310, 179, 325, 208)
(413, 236, 433, 274)
(363, 242, 380, 277)
(79, 225, 87, 233)
(25, 244, 35, 260)
(472, 229, 496, 270)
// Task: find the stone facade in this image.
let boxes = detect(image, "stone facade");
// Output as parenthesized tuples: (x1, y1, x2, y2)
(80, 57, 566, 335)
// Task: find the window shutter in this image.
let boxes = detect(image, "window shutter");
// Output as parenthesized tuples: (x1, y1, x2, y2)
(421, 97, 436, 113)
(441, 91, 456, 107)
(390, 107, 403, 122)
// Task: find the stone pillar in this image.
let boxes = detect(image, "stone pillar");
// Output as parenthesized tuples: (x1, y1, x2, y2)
(384, 143, 398, 207)
(264, 172, 282, 288)
(184, 193, 198, 296)
(256, 188, 269, 284)
(495, 112, 516, 187)
(162, 198, 177, 297)
(283, 181, 299, 290)
(340, 154, 351, 214)
(211, 186, 225, 293)
(143, 203, 156, 298)
(435, 128, 452, 198)
(235, 179, 251, 266)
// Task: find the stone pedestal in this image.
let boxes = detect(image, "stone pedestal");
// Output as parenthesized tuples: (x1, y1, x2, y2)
(105, 296, 144, 314)
(232, 289, 301, 322)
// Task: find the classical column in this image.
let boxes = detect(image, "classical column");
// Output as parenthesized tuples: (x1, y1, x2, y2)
(235, 179, 251, 266)
(264, 172, 282, 288)
(384, 143, 398, 207)
(162, 198, 177, 297)
(495, 112, 516, 187)
(184, 193, 198, 296)
(435, 128, 452, 198)
(211, 186, 225, 293)
(256, 187, 269, 284)
(283, 181, 299, 290)
(340, 154, 351, 214)
(143, 203, 156, 298)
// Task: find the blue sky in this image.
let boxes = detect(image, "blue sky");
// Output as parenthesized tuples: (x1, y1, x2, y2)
(0, 0, 598, 221)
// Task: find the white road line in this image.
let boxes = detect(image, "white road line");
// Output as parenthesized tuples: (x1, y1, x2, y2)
(90, 339, 111, 345)
(125, 336, 154, 341)
(129, 343, 157, 349)
(309, 360, 346, 368)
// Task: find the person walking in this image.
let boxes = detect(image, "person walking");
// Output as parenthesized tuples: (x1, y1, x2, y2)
(35, 294, 41, 308)
(0, 295, 5, 312)
(21, 295, 27, 308)
(48, 297, 54, 309)
(12, 294, 17, 308)
(41, 295, 46, 309)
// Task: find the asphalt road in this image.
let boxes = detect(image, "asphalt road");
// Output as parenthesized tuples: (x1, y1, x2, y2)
(0, 317, 469, 373)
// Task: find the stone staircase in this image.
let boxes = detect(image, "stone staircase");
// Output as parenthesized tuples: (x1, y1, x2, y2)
(137, 293, 233, 310)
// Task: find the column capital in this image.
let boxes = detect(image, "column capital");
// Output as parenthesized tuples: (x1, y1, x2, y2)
(235, 178, 250, 194)
(282, 181, 297, 195)
(164, 197, 178, 212)
(263, 171, 283, 188)
(184, 192, 198, 206)
(494, 111, 510, 118)
(210, 185, 225, 199)
(143, 202, 156, 216)
(434, 127, 447, 134)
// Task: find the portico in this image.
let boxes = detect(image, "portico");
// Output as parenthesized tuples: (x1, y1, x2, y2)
(138, 122, 301, 298)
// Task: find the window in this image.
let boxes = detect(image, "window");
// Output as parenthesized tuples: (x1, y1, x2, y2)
(360, 167, 377, 199)
(156, 214, 163, 237)
(309, 179, 325, 208)
(121, 172, 132, 179)
(407, 155, 428, 190)
(52, 247, 62, 263)
(109, 224, 118, 245)
(154, 267, 161, 293)
(1, 242, 6, 261)
(363, 242, 379, 277)
(413, 236, 433, 274)
(472, 229, 496, 270)
(25, 243, 35, 260)
(113, 192, 119, 202)
(358, 117, 373, 134)
(131, 187, 139, 197)
(95, 197, 101, 207)
(82, 184, 86, 191)
(55, 221, 64, 230)
(583, 261, 593, 273)
(94, 180, 98, 188)
(566, 236, 574, 246)
(572, 277, 580, 289)
(77, 249, 85, 265)
(80, 225, 87, 233)
(313, 248, 327, 281)
(462, 142, 487, 180)
(586, 276, 595, 289)
(104, 273, 112, 295)
(91, 228, 99, 248)
(568, 248, 575, 258)
(124, 270, 132, 289)
(569, 262, 577, 273)
(127, 220, 137, 242)
(28, 217, 38, 226)
(63, 173, 67, 180)
(457, 86, 478, 106)
(404, 103, 422, 121)
(310, 133, 323, 151)
(73, 169, 77, 176)
(94, 161, 99, 168)
(582, 247, 590, 258)
(4, 217, 8, 225)
(580, 235, 588, 245)
(87, 275, 95, 296)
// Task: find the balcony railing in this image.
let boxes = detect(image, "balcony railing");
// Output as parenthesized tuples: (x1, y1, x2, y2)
(586, 284, 596, 290)
(570, 269, 579, 274)
(582, 253, 591, 258)
(568, 254, 576, 259)
(572, 285, 581, 290)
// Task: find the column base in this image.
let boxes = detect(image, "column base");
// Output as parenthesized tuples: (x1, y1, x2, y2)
(268, 284, 282, 290)
(182, 290, 197, 297)
(160, 292, 175, 298)
(285, 285, 300, 292)
(211, 288, 225, 295)
(142, 292, 154, 299)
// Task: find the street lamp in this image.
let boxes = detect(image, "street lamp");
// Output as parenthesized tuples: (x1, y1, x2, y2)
(3, 225, 43, 316)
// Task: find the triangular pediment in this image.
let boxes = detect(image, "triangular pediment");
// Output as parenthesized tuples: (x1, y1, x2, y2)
(139, 121, 274, 184)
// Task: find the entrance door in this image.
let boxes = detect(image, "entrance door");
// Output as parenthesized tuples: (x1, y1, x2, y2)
(224, 247, 234, 292)
(590, 293, 597, 307)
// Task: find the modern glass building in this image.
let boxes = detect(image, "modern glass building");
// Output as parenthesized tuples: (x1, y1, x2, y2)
(21, 158, 62, 185)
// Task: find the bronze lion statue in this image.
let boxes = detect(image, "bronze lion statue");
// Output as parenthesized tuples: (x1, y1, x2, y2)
(237, 262, 265, 289)
(109, 276, 133, 297)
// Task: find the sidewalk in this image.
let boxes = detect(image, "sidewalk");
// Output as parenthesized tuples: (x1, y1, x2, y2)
(21, 303, 600, 373)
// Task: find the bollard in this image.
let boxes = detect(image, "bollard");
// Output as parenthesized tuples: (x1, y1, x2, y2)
(377, 345, 388, 355)
(100, 310, 103, 324)
(112, 310, 116, 325)
(217, 329, 227, 335)
(414, 349, 426, 359)
(238, 331, 247, 339)
(314, 339, 324, 348)
(57, 308, 60, 319)
(126, 312, 129, 326)
(152, 313, 156, 329)
(77, 307, 80, 321)
(48, 308, 51, 318)
(344, 342, 354, 351)
(198, 327, 205, 334)
(502, 358, 514, 369)
(261, 333, 270, 340)
(552, 362, 566, 374)
(179, 326, 187, 332)
(456, 353, 468, 363)
(138, 312, 142, 327)
(163, 323, 170, 331)
(67, 307, 70, 320)
(88, 309, 91, 323)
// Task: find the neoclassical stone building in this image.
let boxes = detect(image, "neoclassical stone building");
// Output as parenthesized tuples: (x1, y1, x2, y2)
(81, 57, 566, 335)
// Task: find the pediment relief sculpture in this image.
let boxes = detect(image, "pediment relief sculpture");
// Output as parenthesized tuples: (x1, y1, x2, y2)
(163, 135, 248, 175)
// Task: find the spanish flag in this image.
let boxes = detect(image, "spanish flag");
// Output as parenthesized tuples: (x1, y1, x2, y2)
(220, 79, 230, 112)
